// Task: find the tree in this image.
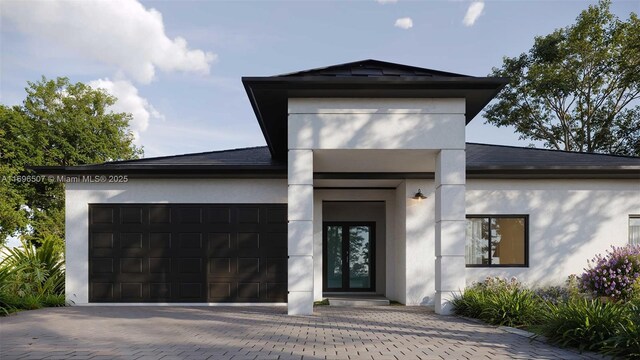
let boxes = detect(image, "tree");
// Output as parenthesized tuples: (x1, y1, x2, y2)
(485, 1, 640, 156)
(0, 77, 143, 246)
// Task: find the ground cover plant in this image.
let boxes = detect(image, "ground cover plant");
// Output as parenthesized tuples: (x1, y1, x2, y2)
(453, 244, 640, 358)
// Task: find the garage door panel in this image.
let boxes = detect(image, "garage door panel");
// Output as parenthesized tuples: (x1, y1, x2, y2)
(91, 283, 114, 300)
(149, 233, 172, 250)
(121, 207, 143, 224)
(237, 233, 260, 257)
(209, 258, 232, 276)
(179, 283, 204, 301)
(178, 233, 202, 249)
(237, 258, 260, 276)
(120, 283, 144, 300)
(178, 207, 202, 224)
(150, 283, 171, 299)
(178, 258, 203, 275)
(149, 257, 172, 274)
(237, 207, 260, 224)
(91, 233, 114, 249)
(91, 259, 114, 274)
(266, 282, 287, 301)
(89, 204, 287, 303)
(120, 258, 143, 274)
(207, 207, 231, 224)
(209, 282, 232, 300)
(120, 233, 143, 250)
(91, 206, 115, 224)
(149, 207, 171, 224)
(208, 233, 232, 255)
(237, 283, 260, 300)
(262, 233, 287, 255)
(266, 207, 287, 224)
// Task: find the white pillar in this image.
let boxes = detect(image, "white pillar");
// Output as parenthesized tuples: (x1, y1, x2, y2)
(287, 149, 314, 315)
(434, 149, 466, 315)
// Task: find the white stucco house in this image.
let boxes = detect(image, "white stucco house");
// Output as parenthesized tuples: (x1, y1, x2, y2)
(39, 60, 640, 315)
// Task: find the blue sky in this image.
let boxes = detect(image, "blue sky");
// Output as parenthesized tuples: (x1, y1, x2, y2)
(1, 0, 638, 158)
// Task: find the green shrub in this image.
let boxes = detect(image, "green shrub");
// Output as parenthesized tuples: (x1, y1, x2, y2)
(541, 298, 631, 352)
(452, 277, 545, 328)
(0, 235, 66, 314)
(18, 294, 43, 310)
(0, 235, 65, 297)
(480, 286, 544, 327)
(579, 244, 640, 302)
(40, 293, 66, 307)
(0, 290, 17, 316)
(600, 301, 640, 359)
(452, 284, 487, 318)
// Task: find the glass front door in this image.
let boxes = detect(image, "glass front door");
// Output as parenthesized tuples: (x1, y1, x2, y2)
(323, 222, 375, 292)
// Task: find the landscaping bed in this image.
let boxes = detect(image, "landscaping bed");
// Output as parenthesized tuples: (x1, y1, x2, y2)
(453, 244, 640, 359)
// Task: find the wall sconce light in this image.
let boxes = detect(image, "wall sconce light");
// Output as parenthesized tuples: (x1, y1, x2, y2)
(412, 189, 427, 200)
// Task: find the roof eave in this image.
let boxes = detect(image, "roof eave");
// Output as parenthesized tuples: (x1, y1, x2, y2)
(467, 167, 640, 179)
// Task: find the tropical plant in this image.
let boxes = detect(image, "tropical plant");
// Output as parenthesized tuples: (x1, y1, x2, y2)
(0, 234, 65, 298)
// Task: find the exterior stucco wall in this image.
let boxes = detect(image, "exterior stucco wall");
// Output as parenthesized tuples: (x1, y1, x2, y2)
(65, 179, 287, 304)
(465, 179, 640, 286)
(404, 179, 436, 306)
(288, 98, 466, 150)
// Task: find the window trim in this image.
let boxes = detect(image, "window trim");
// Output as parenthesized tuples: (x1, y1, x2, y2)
(465, 214, 529, 268)
(630, 215, 640, 245)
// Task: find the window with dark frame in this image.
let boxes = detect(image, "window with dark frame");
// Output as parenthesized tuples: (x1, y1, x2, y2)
(465, 215, 528, 267)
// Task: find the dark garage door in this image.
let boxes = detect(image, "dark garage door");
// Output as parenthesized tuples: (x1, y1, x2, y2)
(89, 204, 288, 303)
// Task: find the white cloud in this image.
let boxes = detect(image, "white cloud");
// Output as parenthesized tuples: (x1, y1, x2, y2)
(463, 1, 485, 27)
(1, 0, 216, 84)
(88, 78, 163, 141)
(376, 0, 398, 4)
(394, 17, 413, 29)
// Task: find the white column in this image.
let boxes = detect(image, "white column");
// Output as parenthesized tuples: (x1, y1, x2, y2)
(287, 149, 314, 315)
(434, 149, 466, 315)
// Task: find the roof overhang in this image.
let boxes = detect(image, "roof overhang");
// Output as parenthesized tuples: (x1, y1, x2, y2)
(32, 165, 287, 179)
(243, 76, 509, 159)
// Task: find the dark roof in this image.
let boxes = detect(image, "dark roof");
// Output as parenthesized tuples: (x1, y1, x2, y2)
(276, 59, 471, 78)
(466, 143, 640, 178)
(34, 146, 286, 178)
(35, 143, 640, 179)
(243, 59, 508, 159)
(104, 146, 276, 166)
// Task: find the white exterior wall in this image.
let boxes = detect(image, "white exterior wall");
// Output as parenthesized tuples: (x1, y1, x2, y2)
(288, 98, 465, 150)
(402, 179, 436, 305)
(465, 179, 640, 286)
(65, 179, 287, 305)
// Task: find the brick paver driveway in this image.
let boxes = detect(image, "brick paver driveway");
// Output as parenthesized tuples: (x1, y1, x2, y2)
(1, 306, 602, 360)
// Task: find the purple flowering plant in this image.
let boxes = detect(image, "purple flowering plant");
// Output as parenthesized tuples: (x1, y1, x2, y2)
(579, 244, 640, 301)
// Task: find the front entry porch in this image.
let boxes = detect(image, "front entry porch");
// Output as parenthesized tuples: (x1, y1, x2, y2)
(286, 98, 468, 316)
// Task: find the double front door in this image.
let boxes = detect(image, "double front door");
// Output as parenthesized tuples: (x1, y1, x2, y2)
(323, 222, 375, 292)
